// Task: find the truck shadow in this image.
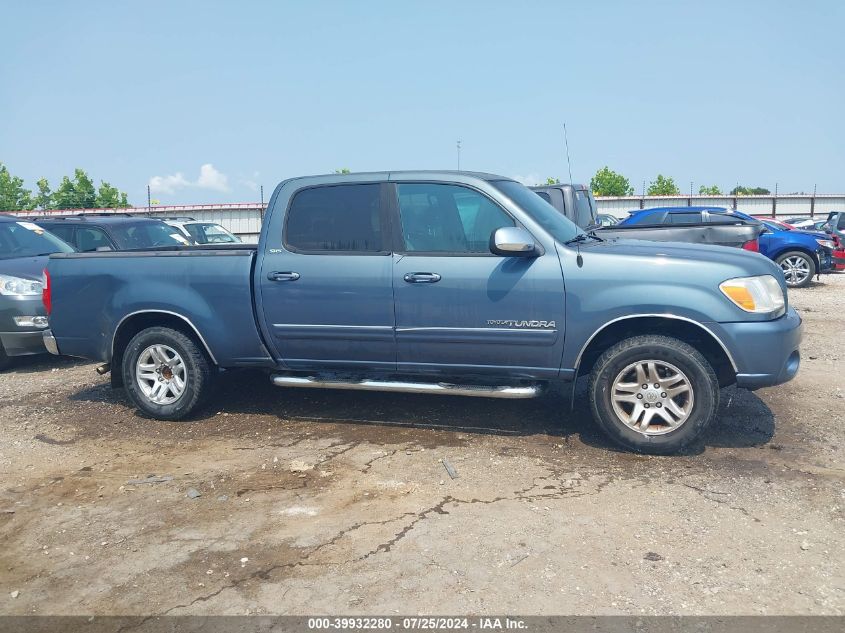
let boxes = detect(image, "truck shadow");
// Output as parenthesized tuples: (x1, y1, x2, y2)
(68, 370, 774, 454)
(71, 371, 775, 455)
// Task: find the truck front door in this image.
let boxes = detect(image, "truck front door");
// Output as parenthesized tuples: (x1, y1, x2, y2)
(257, 182, 395, 371)
(390, 181, 565, 379)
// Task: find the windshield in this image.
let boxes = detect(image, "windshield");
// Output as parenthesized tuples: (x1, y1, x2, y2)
(184, 223, 239, 244)
(491, 180, 581, 243)
(110, 222, 190, 250)
(0, 221, 74, 259)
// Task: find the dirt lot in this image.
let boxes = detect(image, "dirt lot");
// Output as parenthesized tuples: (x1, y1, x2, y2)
(1, 275, 843, 617)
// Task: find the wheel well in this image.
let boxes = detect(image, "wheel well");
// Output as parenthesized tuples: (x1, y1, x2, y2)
(576, 317, 736, 387)
(110, 312, 214, 388)
(775, 247, 819, 268)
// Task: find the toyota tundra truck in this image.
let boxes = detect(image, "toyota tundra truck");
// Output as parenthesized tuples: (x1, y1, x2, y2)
(42, 171, 803, 454)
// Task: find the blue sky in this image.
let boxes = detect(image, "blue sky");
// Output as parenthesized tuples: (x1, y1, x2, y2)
(2, 0, 843, 205)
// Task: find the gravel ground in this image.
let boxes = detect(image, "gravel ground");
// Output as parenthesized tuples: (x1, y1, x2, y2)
(0, 274, 843, 616)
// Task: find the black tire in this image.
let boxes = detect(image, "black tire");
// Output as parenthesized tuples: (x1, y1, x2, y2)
(589, 335, 719, 455)
(121, 326, 213, 420)
(0, 341, 10, 372)
(776, 251, 815, 288)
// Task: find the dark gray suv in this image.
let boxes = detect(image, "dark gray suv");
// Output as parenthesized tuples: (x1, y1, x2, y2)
(0, 214, 74, 369)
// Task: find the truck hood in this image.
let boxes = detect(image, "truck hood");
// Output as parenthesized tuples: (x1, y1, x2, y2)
(560, 238, 788, 324)
(0, 255, 49, 282)
(576, 236, 785, 290)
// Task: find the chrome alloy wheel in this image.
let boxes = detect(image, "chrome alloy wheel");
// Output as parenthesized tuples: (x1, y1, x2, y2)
(136, 344, 187, 405)
(780, 255, 811, 286)
(610, 360, 694, 435)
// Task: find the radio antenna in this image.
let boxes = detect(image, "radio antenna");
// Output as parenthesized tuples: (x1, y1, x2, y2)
(563, 123, 574, 184)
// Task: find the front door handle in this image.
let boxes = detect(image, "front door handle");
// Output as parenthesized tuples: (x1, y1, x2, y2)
(267, 271, 300, 282)
(403, 272, 441, 284)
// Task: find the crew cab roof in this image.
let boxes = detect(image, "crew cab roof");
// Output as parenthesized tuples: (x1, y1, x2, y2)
(280, 170, 516, 185)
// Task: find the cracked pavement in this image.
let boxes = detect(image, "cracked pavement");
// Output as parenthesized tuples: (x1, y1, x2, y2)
(1, 275, 844, 616)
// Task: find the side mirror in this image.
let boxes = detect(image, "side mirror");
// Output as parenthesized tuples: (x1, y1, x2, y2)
(490, 227, 538, 257)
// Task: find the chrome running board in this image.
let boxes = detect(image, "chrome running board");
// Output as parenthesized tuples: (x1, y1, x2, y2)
(270, 375, 541, 399)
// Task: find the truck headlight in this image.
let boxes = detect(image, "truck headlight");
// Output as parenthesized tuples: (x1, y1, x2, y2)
(0, 275, 44, 296)
(719, 275, 785, 316)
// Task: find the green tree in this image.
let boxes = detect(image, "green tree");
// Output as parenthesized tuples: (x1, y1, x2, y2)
(34, 178, 53, 210)
(590, 166, 634, 196)
(698, 185, 722, 195)
(544, 177, 560, 185)
(95, 181, 129, 208)
(0, 163, 33, 210)
(52, 169, 98, 209)
(334, 168, 351, 174)
(647, 174, 680, 196)
(730, 185, 771, 196)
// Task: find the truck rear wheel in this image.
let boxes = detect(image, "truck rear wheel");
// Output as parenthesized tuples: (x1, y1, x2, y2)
(589, 335, 719, 455)
(122, 326, 213, 420)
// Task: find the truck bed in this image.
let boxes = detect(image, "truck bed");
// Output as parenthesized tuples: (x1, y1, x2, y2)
(47, 246, 273, 367)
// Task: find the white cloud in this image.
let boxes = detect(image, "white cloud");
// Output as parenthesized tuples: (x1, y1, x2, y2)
(148, 163, 231, 195)
(196, 163, 230, 192)
(238, 171, 261, 192)
(148, 172, 190, 195)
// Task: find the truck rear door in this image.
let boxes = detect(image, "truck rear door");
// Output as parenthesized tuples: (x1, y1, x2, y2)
(256, 182, 396, 371)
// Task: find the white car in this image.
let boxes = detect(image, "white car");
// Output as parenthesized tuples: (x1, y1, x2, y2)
(161, 217, 241, 244)
(783, 217, 816, 230)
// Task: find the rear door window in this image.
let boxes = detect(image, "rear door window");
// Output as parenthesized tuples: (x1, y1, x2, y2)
(75, 226, 113, 252)
(285, 184, 385, 253)
(667, 212, 702, 224)
(45, 225, 76, 246)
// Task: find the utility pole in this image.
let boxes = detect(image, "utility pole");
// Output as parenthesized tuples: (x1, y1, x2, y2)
(563, 123, 573, 185)
(456, 140, 462, 170)
(773, 182, 778, 217)
(811, 183, 816, 217)
(260, 185, 265, 220)
(147, 185, 152, 214)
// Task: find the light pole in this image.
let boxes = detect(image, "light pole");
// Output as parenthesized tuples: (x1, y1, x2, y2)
(456, 140, 461, 170)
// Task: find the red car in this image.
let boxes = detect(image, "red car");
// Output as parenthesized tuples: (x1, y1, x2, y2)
(832, 234, 845, 271)
(752, 216, 798, 230)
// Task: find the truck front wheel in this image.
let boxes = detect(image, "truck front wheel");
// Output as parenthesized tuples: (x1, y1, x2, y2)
(588, 335, 719, 455)
(122, 326, 213, 420)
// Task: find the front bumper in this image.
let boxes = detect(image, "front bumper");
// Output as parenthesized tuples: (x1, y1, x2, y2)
(0, 330, 48, 357)
(717, 307, 803, 390)
(819, 248, 834, 273)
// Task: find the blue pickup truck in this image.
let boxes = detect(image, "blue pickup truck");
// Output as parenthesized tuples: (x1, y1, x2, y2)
(42, 172, 803, 454)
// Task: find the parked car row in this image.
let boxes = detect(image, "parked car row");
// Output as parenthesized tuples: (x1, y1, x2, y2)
(18, 214, 241, 252)
(529, 187, 839, 289)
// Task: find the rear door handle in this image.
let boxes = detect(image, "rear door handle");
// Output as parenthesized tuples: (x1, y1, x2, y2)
(403, 272, 441, 284)
(267, 271, 300, 282)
